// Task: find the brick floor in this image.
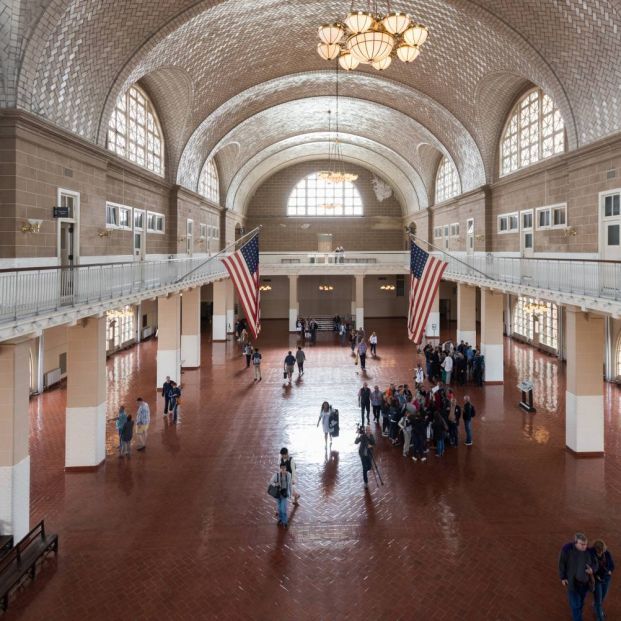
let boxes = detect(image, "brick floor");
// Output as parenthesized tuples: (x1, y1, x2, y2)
(4, 319, 621, 620)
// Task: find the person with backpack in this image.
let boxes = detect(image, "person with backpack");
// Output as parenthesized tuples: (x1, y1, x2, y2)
(269, 462, 292, 528)
(169, 381, 181, 423)
(284, 350, 296, 384)
(243, 342, 253, 368)
(115, 405, 127, 452)
(252, 348, 262, 382)
(279, 447, 300, 505)
(119, 414, 134, 458)
(463, 395, 476, 446)
(162, 376, 173, 415)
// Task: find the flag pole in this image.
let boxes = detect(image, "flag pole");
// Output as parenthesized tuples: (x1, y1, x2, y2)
(405, 230, 492, 280)
(174, 225, 262, 284)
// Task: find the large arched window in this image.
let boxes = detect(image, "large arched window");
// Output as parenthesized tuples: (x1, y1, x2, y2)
(287, 173, 362, 216)
(107, 85, 164, 176)
(500, 88, 565, 176)
(198, 158, 220, 204)
(435, 156, 460, 203)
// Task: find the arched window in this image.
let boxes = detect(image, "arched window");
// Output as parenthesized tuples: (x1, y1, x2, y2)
(107, 85, 164, 176)
(287, 173, 362, 216)
(198, 158, 220, 204)
(435, 157, 460, 204)
(500, 88, 565, 176)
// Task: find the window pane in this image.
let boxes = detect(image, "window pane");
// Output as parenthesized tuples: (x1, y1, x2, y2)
(608, 225, 620, 246)
(286, 173, 363, 217)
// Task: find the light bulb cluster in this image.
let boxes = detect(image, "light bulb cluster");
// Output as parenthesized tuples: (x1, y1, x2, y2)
(318, 285, 335, 291)
(317, 7, 428, 71)
(524, 300, 549, 315)
(259, 284, 272, 292)
(380, 284, 396, 291)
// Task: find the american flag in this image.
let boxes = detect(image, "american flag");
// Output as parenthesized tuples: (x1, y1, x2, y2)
(407, 242, 447, 344)
(222, 234, 261, 340)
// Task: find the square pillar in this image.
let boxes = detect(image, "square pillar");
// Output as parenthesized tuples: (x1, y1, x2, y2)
(457, 283, 476, 345)
(212, 280, 227, 341)
(157, 294, 181, 387)
(0, 340, 31, 539)
(480, 289, 504, 383)
(425, 290, 440, 340)
(181, 288, 201, 368)
(355, 275, 364, 329)
(289, 275, 299, 332)
(565, 309, 605, 454)
(66, 317, 107, 469)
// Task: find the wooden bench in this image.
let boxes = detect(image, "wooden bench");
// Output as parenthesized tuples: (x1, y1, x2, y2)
(0, 537, 12, 561)
(0, 521, 58, 611)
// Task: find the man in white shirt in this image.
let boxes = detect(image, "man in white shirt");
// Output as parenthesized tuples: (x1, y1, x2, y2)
(135, 397, 151, 451)
(442, 354, 454, 386)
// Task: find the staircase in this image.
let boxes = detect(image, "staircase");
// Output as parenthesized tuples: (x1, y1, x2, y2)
(304, 315, 351, 331)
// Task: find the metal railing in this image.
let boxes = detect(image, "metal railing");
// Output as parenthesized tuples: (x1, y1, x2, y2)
(0, 256, 228, 324)
(434, 252, 621, 301)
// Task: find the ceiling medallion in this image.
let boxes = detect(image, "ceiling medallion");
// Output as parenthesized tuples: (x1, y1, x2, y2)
(317, 2, 428, 71)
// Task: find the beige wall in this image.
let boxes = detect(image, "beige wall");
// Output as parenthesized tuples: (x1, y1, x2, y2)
(42, 324, 67, 377)
(245, 161, 404, 252)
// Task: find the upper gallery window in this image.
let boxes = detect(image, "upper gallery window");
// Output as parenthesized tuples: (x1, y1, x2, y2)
(107, 85, 164, 176)
(435, 156, 461, 203)
(500, 88, 565, 176)
(287, 173, 363, 216)
(198, 158, 220, 204)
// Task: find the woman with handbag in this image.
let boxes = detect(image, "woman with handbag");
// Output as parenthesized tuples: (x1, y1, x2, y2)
(268, 463, 292, 528)
(317, 401, 333, 447)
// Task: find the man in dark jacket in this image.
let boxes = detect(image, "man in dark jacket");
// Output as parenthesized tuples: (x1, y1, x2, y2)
(462, 395, 476, 446)
(358, 383, 371, 426)
(354, 425, 376, 488)
(162, 376, 173, 415)
(559, 533, 596, 621)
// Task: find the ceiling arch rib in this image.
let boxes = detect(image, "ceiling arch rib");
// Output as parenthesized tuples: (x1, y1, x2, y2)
(227, 140, 422, 217)
(176, 71, 484, 191)
(205, 96, 458, 203)
(17, 0, 599, 179)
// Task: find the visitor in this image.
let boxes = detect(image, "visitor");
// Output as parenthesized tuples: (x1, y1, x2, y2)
(358, 339, 368, 370)
(590, 539, 614, 621)
(317, 401, 334, 447)
(119, 414, 134, 458)
(369, 331, 378, 357)
(243, 342, 253, 368)
(162, 376, 173, 415)
(169, 381, 181, 423)
(269, 462, 292, 528)
(463, 395, 476, 445)
(115, 405, 127, 451)
(370, 385, 383, 424)
(559, 533, 596, 621)
(432, 410, 447, 457)
(135, 397, 150, 452)
(280, 447, 300, 505)
(295, 346, 306, 376)
(252, 348, 262, 381)
(358, 382, 371, 426)
(354, 425, 376, 488)
(284, 350, 296, 384)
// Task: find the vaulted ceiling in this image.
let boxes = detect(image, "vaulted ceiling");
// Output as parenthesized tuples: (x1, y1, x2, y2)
(3, 0, 620, 214)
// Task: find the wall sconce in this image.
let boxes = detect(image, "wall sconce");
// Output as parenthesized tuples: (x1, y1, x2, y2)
(318, 285, 334, 291)
(563, 226, 577, 238)
(380, 284, 396, 291)
(21, 219, 43, 233)
(177, 236, 186, 242)
(475, 234, 485, 241)
(98, 229, 112, 238)
(259, 284, 272, 292)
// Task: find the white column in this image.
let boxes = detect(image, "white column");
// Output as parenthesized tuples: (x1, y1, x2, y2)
(157, 294, 181, 387)
(225, 279, 235, 334)
(565, 309, 605, 454)
(425, 290, 440, 340)
(355, 274, 364, 329)
(65, 317, 107, 469)
(480, 289, 504, 383)
(457, 283, 476, 345)
(288, 275, 299, 332)
(0, 340, 31, 539)
(181, 288, 201, 368)
(212, 280, 227, 341)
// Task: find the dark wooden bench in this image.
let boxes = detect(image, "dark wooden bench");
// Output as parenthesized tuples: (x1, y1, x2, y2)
(0, 521, 58, 611)
(0, 537, 12, 561)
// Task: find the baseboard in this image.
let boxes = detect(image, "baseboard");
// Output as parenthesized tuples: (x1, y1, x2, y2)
(565, 447, 604, 458)
(64, 460, 105, 473)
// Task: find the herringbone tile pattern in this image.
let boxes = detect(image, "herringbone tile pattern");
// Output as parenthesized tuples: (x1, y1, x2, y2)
(4, 319, 621, 620)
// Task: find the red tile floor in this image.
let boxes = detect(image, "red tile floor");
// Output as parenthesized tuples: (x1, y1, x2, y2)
(6, 318, 621, 620)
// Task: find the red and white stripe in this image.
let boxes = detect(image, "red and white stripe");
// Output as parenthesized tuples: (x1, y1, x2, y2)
(408, 256, 446, 344)
(222, 252, 261, 339)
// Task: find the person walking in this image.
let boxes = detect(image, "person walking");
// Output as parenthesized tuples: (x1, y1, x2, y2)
(119, 414, 134, 458)
(463, 395, 476, 446)
(269, 462, 292, 528)
(284, 350, 296, 384)
(162, 376, 173, 415)
(317, 401, 333, 447)
(590, 539, 614, 621)
(243, 342, 253, 368)
(358, 382, 371, 426)
(280, 447, 300, 505)
(252, 348, 262, 381)
(354, 425, 376, 489)
(135, 397, 150, 451)
(559, 533, 596, 621)
(115, 405, 128, 452)
(370, 385, 383, 424)
(169, 381, 181, 423)
(369, 332, 378, 357)
(398, 411, 412, 457)
(358, 340, 368, 370)
(295, 346, 306, 376)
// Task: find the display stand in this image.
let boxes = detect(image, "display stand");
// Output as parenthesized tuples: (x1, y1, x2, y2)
(517, 379, 535, 412)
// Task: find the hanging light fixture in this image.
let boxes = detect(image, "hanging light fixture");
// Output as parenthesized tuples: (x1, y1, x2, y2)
(317, 1, 428, 72)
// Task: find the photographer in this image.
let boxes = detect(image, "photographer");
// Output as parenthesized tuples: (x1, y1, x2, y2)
(354, 425, 376, 489)
(269, 462, 292, 528)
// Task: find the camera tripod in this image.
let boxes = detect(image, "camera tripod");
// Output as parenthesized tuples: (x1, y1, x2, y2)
(367, 447, 384, 487)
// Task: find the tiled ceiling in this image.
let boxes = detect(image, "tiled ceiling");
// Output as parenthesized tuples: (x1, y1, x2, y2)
(4, 0, 620, 206)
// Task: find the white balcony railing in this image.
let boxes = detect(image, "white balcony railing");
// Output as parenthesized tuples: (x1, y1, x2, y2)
(0, 256, 227, 325)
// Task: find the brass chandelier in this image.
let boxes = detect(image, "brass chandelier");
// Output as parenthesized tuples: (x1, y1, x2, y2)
(317, 1, 429, 71)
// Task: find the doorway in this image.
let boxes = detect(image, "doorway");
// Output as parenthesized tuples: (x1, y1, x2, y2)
(57, 189, 79, 300)
(520, 209, 534, 258)
(466, 218, 474, 256)
(600, 191, 621, 261)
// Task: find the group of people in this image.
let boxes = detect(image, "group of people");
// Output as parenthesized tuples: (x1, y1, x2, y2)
(268, 447, 300, 528)
(296, 317, 319, 342)
(115, 397, 151, 457)
(559, 532, 614, 621)
(423, 340, 485, 386)
(333, 246, 345, 263)
(162, 376, 182, 423)
(283, 347, 306, 383)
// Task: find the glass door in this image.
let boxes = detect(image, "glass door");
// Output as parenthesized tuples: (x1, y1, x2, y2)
(466, 218, 474, 256)
(186, 219, 194, 256)
(133, 209, 145, 260)
(520, 209, 534, 258)
(57, 189, 79, 301)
